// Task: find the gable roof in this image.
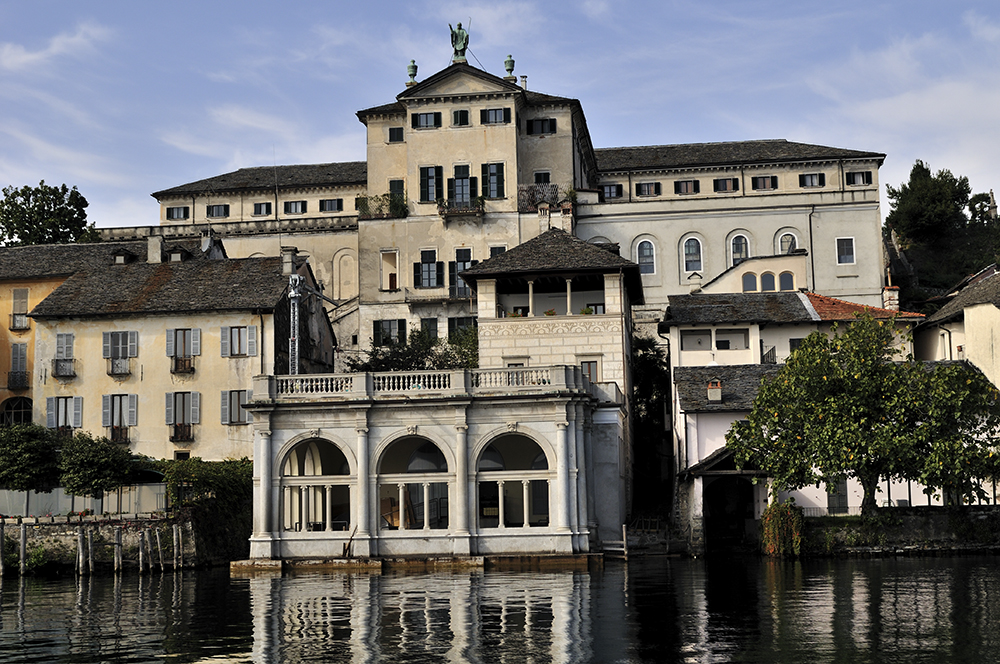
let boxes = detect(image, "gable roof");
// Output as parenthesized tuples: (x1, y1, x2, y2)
(30, 253, 290, 318)
(674, 364, 781, 413)
(662, 292, 922, 327)
(152, 162, 367, 198)
(923, 271, 1000, 325)
(804, 293, 923, 321)
(595, 139, 885, 173)
(0, 241, 148, 281)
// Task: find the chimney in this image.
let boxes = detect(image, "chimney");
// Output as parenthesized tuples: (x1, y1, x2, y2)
(707, 379, 722, 403)
(281, 246, 298, 276)
(688, 273, 703, 294)
(520, 75, 527, 90)
(882, 286, 899, 311)
(147, 235, 163, 264)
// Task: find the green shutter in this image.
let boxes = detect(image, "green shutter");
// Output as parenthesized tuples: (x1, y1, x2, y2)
(496, 164, 504, 197)
(412, 114, 419, 128)
(503, 108, 511, 123)
(373, 320, 382, 346)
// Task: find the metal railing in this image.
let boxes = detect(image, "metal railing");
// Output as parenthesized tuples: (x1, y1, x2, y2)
(438, 197, 484, 216)
(170, 424, 193, 443)
(108, 358, 131, 376)
(51, 359, 76, 378)
(171, 357, 194, 374)
(110, 426, 130, 443)
(9, 314, 28, 331)
(517, 183, 559, 212)
(6, 371, 29, 390)
(355, 193, 408, 220)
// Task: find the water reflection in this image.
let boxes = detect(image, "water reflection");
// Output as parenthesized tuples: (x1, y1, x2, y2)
(2, 557, 1000, 662)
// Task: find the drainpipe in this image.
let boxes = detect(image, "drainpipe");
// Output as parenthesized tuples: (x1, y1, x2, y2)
(807, 206, 816, 291)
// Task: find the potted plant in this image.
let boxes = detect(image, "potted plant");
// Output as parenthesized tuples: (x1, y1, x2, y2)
(580, 306, 594, 315)
(544, 309, 556, 316)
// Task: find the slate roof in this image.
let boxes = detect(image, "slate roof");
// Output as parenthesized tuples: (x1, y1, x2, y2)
(30, 253, 289, 318)
(674, 365, 781, 413)
(152, 162, 367, 198)
(661, 292, 923, 327)
(595, 139, 885, 173)
(923, 271, 1000, 325)
(0, 241, 147, 281)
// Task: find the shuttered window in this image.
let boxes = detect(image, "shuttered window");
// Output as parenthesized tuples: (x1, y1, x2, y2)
(221, 326, 257, 357)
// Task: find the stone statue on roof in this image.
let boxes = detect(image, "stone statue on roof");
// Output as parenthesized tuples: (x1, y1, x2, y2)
(450, 22, 469, 62)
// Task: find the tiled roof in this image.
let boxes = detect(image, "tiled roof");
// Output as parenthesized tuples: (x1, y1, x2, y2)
(30, 253, 289, 318)
(594, 139, 885, 173)
(924, 271, 1000, 325)
(663, 292, 813, 325)
(0, 241, 147, 281)
(152, 162, 367, 198)
(674, 365, 781, 413)
(804, 293, 923, 321)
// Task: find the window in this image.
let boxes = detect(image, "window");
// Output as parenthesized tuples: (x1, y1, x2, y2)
(580, 360, 598, 383)
(222, 390, 252, 425)
(799, 173, 825, 187)
(789, 338, 804, 352)
(1, 397, 32, 425)
(684, 238, 702, 272)
(480, 108, 511, 125)
(713, 178, 739, 193)
(846, 171, 872, 186)
(284, 200, 307, 214)
(761, 273, 776, 291)
(602, 184, 623, 200)
(381, 250, 399, 290)
(253, 202, 272, 216)
(10, 288, 28, 330)
(47, 395, 82, 431)
(420, 318, 438, 339)
(419, 166, 443, 202)
(490, 246, 507, 258)
(414, 250, 443, 288)
(526, 118, 556, 134)
(53, 333, 75, 377)
(732, 235, 749, 266)
(175, 451, 190, 461)
(166, 206, 190, 220)
(751, 176, 778, 191)
(837, 238, 855, 264)
(534, 172, 550, 184)
(742, 273, 757, 292)
(448, 165, 476, 206)
(373, 319, 406, 346)
(780, 233, 797, 254)
(206, 204, 229, 218)
(412, 112, 442, 129)
(452, 110, 470, 126)
(221, 326, 257, 357)
(319, 199, 343, 213)
(103, 394, 137, 442)
(482, 163, 505, 198)
(779, 272, 795, 291)
(389, 179, 405, 196)
(388, 126, 404, 142)
(448, 317, 476, 340)
(450, 248, 476, 298)
(167, 328, 201, 373)
(674, 180, 700, 195)
(103, 331, 138, 375)
(637, 182, 661, 197)
(637, 241, 655, 274)
(716, 328, 749, 350)
(8, 343, 27, 389)
(587, 303, 606, 314)
(166, 391, 199, 442)
(680, 331, 711, 350)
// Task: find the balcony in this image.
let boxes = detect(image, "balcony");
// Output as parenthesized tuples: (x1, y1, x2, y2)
(171, 356, 194, 374)
(6, 371, 29, 390)
(51, 359, 76, 378)
(438, 197, 484, 219)
(108, 358, 131, 377)
(109, 426, 130, 444)
(170, 424, 193, 443)
(517, 183, 559, 212)
(356, 193, 408, 220)
(9, 314, 29, 331)
(762, 345, 777, 364)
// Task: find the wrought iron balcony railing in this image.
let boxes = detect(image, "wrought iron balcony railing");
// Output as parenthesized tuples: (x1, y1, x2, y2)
(6, 371, 28, 390)
(355, 193, 408, 220)
(51, 359, 76, 378)
(171, 356, 194, 374)
(108, 358, 131, 376)
(9, 314, 28, 331)
(170, 424, 193, 443)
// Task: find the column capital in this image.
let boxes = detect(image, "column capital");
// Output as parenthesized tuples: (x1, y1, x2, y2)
(455, 424, 469, 432)
(556, 421, 569, 429)
(355, 427, 369, 434)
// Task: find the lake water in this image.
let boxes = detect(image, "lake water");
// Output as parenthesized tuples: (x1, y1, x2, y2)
(1, 555, 999, 663)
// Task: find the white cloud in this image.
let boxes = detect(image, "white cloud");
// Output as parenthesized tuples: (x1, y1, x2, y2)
(0, 22, 111, 72)
(208, 105, 299, 141)
(964, 10, 1000, 43)
(0, 126, 128, 187)
(581, 1, 609, 20)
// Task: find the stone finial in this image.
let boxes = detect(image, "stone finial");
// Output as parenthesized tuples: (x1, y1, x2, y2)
(406, 60, 418, 87)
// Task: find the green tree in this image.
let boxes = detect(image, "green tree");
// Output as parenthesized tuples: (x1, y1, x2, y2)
(59, 431, 136, 497)
(630, 332, 671, 513)
(0, 424, 60, 492)
(0, 180, 99, 246)
(347, 327, 478, 372)
(886, 160, 971, 244)
(726, 314, 1000, 515)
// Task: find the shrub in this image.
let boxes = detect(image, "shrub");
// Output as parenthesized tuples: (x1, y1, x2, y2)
(761, 500, 803, 557)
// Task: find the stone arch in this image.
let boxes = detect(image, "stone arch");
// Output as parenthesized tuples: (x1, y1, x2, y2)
(275, 434, 355, 533)
(0, 397, 32, 426)
(471, 425, 555, 469)
(371, 430, 455, 474)
(275, 431, 357, 479)
(332, 248, 358, 301)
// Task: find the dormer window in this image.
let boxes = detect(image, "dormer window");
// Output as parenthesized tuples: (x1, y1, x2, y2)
(112, 251, 135, 265)
(165, 246, 191, 262)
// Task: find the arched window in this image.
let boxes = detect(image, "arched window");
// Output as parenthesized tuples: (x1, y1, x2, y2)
(742, 273, 757, 292)
(280, 439, 351, 532)
(732, 235, 749, 266)
(761, 273, 776, 291)
(477, 435, 551, 529)
(0, 397, 31, 426)
(684, 238, 702, 272)
(637, 240, 655, 274)
(378, 438, 449, 531)
(780, 233, 797, 254)
(779, 272, 795, 291)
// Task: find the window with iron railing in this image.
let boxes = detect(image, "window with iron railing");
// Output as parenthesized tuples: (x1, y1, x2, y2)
(110, 426, 130, 443)
(9, 314, 28, 331)
(170, 423, 193, 442)
(52, 358, 76, 378)
(6, 371, 28, 390)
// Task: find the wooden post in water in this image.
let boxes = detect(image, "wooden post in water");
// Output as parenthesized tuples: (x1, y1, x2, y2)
(76, 527, 85, 575)
(0, 520, 5, 578)
(138, 530, 146, 574)
(19, 523, 26, 576)
(155, 529, 164, 571)
(87, 529, 93, 575)
(178, 525, 184, 569)
(146, 529, 155, 571)
(114, 527, 122, 573)
(172, 524, 179, 569)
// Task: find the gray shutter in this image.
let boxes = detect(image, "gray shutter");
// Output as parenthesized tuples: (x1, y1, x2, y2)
(398, 319, 407, 344)
(166, 329, 175, 357)
(66, 333, 74, 359)
(433, 112, 442, 127)
(550, 118, 556, 133)
(102, 395, 111, 427)
(248, 326, 257, 357)
(246, 389, 253, 423)
(128, 394, 138, 427)
(411, 113, 419, 128)
(12, 344, 25, 372)
(221, 390, 230, 424)
(733, 178, 739, 191)
(799, 174, 806, 187)
(503, 108, 511, 123)
(818, 173, 826, 186)
(165, 393, 174, 425)
(72, 396, 82, 429)
(691, 181, 699, 194)
(771, 176, 779, 189)
(46, 397, 55, 428)
(191, 329, 201, 356)
(435, 166, 443, 199)
(56, 334, 66, 359)
(102, 332, 111, 358)
(128, 331, 138, 357)
(496, 164, 504, 198)
(12, 289, 27, 314)
(220, 327, 230, 357)
(190, 392, 200, 424)
(480, 109, 488, 124)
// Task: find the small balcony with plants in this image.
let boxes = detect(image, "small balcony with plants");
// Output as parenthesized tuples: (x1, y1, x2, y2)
(438, 196, 484, 219)
(356, 193, 408, 220)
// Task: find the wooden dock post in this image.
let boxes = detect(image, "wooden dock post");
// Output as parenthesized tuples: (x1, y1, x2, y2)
(173, 524, 179, 569)
(87, 529, 93, 575)
(138, 530, 146, 574)
(19, 523, 26, 576)
(114, 527, 122, 573)
(76, 527, 85, 575)
(155, 529, 164, 571)
(0, 520, 5, 578)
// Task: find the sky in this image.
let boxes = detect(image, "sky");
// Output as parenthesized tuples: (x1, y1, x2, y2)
(1, 1, 999, 229)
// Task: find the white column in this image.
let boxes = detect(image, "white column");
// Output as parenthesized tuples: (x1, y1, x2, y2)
(252, 428, 272, 536)
(299, 486, 307, 530)
(498, 481, 506, 529)
(527, 280, 535, 316)
(575, 403, 589, 542)
(325, 485, 333, 532)
(565, 278, 573, 315)
(566, 408, 579, 537)
(454, 424, 469, 534)
(356, 427, 370, 537)
(398, 483, 407, 530)
(522, 480, 530, 527)
(422, 483, 430, 530)
(555, 422, 571, 532)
